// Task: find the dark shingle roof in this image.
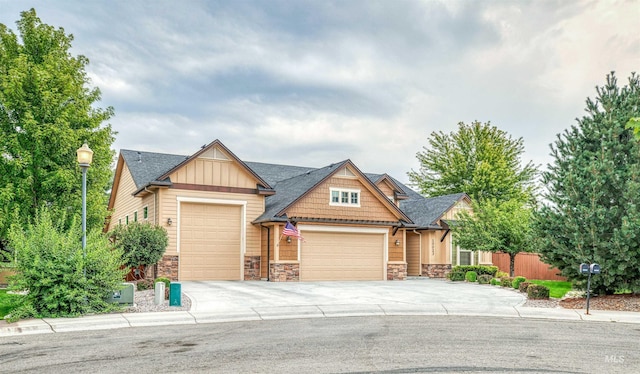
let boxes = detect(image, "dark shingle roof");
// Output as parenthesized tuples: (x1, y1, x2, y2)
(121, 149, 187, 189)
(254, 161, 349, 222)
(400, 191, 468, 229)
(118, 148, 466, 228)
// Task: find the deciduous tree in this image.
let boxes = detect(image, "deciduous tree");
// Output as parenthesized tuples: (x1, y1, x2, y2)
(0, 9, 115, 250)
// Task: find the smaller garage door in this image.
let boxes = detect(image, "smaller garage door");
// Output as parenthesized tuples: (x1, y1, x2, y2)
(300, 231, 385, 281)
(180, 203, 242, 281)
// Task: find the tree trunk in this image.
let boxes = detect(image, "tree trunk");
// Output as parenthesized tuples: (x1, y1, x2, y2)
(509, 253, 516, 277)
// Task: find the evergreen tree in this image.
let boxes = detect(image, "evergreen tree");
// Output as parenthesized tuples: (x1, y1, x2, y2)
(0, 9, 115, 251)
(536, 72, 640, 294)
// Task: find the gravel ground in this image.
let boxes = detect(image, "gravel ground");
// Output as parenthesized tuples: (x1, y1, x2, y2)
(121, 289, 191, 313)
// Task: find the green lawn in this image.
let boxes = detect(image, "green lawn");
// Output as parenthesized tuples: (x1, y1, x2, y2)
(528, 280, 573, 298)
(0, 289, 18, 319)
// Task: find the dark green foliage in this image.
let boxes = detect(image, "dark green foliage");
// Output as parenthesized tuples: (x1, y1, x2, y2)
(500, 277, 513, 287)
(447, 271, 466, 281)
(512, 276, 527, 289)
(478, 274, 493, 284)
(465, 271, 478, 282)
(136, 279, 154, 291)
(527, 284, 550, 299)
(519, 282, 531, 293)
(536, 72, 640, 294)
(409, 121, 537, 202)
(450, 265, 498, 277)
(0, 9, 115, 248)
(6, 209, 126, 321)
(490, 278, 501, 286)
(110, 223, 168, 269)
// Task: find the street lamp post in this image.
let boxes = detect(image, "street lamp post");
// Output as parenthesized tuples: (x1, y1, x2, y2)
(76, 142, 93, 277)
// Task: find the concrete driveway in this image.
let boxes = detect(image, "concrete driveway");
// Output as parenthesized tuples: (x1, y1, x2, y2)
(182, 278, 526, 317)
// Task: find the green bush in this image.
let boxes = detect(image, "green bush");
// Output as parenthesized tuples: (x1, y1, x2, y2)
(450, 265, 498, 277)
(6, 209, 126, 322)
(136, 279, 154, 291)
(527, 284, 550, 299)
(490, 278, 501, 286)
(500, 277, 514, 287)
(447, 271, 466, 281)
(495, 271, 509, 278)
(465, 271, 478, 282)
(519, 282, 531, 293)
(478, 274, 493, 284)
(512, 276, 527, 289)
(110, 223, 168, 270)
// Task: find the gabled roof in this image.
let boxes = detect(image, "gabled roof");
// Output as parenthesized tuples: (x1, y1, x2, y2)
(400, 190, 470, 229)
(121, 149, 187, 190)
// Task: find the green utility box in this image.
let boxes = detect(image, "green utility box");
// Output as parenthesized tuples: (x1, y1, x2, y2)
(106, 283, 134, 305)
(169, 282, 181, 306)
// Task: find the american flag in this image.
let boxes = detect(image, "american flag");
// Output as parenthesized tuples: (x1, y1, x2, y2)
(283, 222, 303, 240)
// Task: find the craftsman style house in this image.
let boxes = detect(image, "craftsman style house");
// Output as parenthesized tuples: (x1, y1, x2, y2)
(106, 140, 491, 282)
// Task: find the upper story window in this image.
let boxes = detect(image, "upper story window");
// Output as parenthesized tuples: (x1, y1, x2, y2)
(143, 206, 148, 220)
(330, 188, 360, 207)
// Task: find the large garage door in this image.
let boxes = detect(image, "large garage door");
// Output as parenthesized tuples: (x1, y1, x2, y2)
(300, 231, 385, 281)
(180, 203, 242, 280)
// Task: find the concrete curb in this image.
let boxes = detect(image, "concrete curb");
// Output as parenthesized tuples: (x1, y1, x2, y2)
(2, 305, 640, 337)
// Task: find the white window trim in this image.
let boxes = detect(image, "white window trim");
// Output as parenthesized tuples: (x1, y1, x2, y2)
(455, 244, 474, 266)
(176, 196, 247, 281)
(329, 187, 361, 207)
(142, 205, 149, 221)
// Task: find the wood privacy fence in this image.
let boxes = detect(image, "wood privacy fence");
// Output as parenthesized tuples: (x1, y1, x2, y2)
(492, 252, 566, 281)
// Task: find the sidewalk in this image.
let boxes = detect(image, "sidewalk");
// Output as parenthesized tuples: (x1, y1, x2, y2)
(3, 279, 640, 336)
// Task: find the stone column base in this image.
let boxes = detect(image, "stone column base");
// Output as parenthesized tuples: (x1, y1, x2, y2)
(244, 255, 261, 281)
(387, 263, 407, 280)
(422, 264, 451, 278)
(269, 263, 299, 282)
(158, 255, 179, 281)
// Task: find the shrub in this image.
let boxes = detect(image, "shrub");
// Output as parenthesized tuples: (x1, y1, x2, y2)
(519, 282, 531, 293)
(527, 284, 550, 299)
(6, 209, 126, 322)
(512, 276, 527, 289)
(495, 271, 509, 278)
(478, 274, 492, 284)
(110, 223, 168, 272)
(450, 265, 498, 277)
(490, 278, 501, 286)
(465, 271, 478, 282)
(136, 279, 154, 291)
(447, 271, 465, 281)
(500, 277, 514, 287)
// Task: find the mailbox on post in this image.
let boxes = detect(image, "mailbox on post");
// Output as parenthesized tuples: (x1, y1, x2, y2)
(580, 262, 601, 315)
(580, 263, 589, 274)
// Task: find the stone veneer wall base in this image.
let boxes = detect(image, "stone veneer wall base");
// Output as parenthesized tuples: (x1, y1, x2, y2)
(158, 255, 179, 281)
(244, 255, 261, 281)
(422, 264, 451, 278)
(387, 263, 407, 280)
(269, 263, 299, 282)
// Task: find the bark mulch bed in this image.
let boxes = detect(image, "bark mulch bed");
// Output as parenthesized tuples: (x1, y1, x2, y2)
(558, 294, 640, 312)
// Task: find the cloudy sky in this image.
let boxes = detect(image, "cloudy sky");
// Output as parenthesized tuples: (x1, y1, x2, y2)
(1, 1, 638, 184)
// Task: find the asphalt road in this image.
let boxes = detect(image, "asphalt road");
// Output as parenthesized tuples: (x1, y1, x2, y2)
(1, 316, 637, 373)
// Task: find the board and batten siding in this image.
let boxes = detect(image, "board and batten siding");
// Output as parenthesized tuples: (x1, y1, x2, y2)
(108, 162, 145, 232)
(158, 188, 265, 257)
(287, 176, 398, 222)
(170, 157, 257, 189)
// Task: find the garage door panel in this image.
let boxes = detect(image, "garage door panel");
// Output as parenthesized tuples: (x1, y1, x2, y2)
(301, 231, 384, 281)
(180, 203, 241, 281)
